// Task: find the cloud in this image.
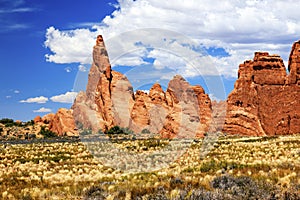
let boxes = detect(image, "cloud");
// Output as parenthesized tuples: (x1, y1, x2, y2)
(0, 0, 37, 32)
(50, 91, 78, 103)
(33, 107, 52, 113)
(78, 64, 87, 72)
(67, 22, 101, 29)
(0, 22, 30, 33)
(64, 67, 72, 73)
(44, 0, 300, 78)
(0, 7, 36, 14)
(44, 27, 95, 64)
(112, 54, 148, 67)
(20, 96, 48, 104)
(14, 90, 20, 94)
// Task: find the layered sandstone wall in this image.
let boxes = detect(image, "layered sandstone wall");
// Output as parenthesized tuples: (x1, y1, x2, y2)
(223, 41, 300, 136)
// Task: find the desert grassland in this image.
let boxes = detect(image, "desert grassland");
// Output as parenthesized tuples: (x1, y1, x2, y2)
(0, 134, 299, 199)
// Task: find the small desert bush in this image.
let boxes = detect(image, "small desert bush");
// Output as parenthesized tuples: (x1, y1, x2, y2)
(39, 126, 57, 138)
(106, 126, 132, 135)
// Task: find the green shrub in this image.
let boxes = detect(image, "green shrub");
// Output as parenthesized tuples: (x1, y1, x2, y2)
(24, 120, 34, 126)
(106, 126, 125, 134)
(106, 126, 135, 135)
(141, 128, 150, 134)
(39, 126, 57, 138)
(210, 175, 275, 199)
(0, 118, 14, 124)
(5, 123, 15, 127)
(0, 118, 27, 127)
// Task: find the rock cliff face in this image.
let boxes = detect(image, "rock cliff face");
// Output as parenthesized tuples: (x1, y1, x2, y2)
(72, 35, 212, 138)
(48, 108, 78, 136)
(223, 41, 300, 136)
(37, 109, 78, 136)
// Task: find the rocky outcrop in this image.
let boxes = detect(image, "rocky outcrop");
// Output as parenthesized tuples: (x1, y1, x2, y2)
(33, 116, 42, 124)
(72, 35, 213, 138)
(72, 37, 135, 133)
(48, 108, 78, 136)
(41, 113, 55, 124)
(36, 38, 300, 137)
(158, 76, 212, 138)
(35, 109, 78, 136)
(223, 41, 300, 136)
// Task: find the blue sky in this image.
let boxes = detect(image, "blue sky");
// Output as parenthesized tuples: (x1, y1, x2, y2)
(1, 0, 300, 121)
(0, 0, 117, 121)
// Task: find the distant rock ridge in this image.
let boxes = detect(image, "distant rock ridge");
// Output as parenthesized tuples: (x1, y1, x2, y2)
(71, 35, 213, 138)
(223, 40, 300, 136)
(36, 37, 300, 137)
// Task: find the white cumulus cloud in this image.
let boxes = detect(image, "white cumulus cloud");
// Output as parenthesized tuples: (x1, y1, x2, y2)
(20, 96, 48, 104)
(44, 26, 95, 64)
(44, 0, 300, 78)
(50, 91, 78, 103)
(33, 107, 52, 113)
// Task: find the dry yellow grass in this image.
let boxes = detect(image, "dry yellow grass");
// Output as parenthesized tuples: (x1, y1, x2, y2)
(0, 134, 299, 199)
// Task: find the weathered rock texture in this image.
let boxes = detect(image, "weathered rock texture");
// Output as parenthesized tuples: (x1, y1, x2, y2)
(37, 109, 78, 136)
(48, 108, 78, 136)
(72, 36, 213, 138)
(210, 100, 227, 132)
(72, 38, 135, 133)
(223, 41, 300, 136)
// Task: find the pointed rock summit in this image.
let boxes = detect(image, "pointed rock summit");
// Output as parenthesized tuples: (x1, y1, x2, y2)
(72, 35, 134, 132)
(72, 35, 212, 138)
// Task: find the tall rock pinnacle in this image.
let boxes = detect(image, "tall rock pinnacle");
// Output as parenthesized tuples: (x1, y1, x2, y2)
(72, 35, 213, 137)
(72, 35, 134, 132)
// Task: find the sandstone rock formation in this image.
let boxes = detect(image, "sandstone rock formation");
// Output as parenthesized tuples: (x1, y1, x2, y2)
(36, 38, 300, 137)
(72, 35, 213, 138)
(48, 108, 78, 136)
(158, 76, 212, 138)
(36, 109, 77, 136)
(223, 41, 300, 136)
(72, 35, 135, 133)
(33, 116, 42, 124)
(42, 113, 55, 124)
